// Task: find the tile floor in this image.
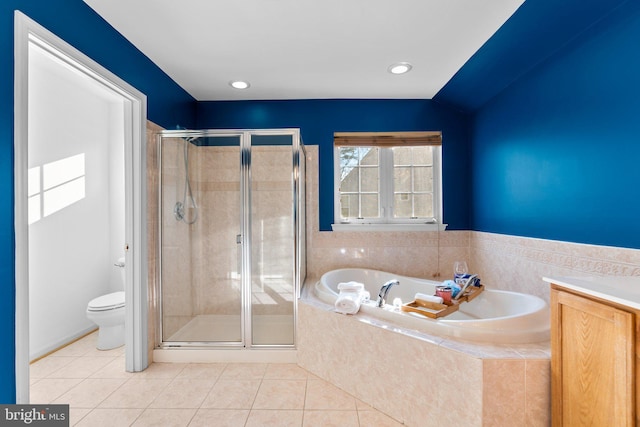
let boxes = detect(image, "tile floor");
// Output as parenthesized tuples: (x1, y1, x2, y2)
(30, 332, 402, 426)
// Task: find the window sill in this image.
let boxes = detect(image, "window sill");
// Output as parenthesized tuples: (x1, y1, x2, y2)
(331, 223, 448, 232)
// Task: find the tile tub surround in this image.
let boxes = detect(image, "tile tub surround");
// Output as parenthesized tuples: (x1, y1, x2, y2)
(470, 232, 640, 304)
(298, 286, 551, 427)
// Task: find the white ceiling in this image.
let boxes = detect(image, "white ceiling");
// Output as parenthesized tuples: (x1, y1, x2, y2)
(83, 0, 524, 101)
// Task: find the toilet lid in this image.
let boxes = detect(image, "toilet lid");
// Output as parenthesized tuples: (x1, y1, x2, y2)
(88, 291, 125, 311)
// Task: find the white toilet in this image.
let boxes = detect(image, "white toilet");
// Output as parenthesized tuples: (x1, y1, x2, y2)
(86, 257, 126, 350)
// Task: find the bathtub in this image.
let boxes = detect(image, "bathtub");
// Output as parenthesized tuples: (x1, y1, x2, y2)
(314, 268, 550, 344)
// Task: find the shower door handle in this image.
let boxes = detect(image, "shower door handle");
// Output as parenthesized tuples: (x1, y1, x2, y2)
(236, 234, 242, 244)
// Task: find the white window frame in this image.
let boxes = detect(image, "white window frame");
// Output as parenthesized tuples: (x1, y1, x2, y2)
(332, 144, 445, 232)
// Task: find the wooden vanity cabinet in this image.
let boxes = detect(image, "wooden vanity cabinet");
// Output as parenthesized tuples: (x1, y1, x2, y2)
(551, 285, 637, 426)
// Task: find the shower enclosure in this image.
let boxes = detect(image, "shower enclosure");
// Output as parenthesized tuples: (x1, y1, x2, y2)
(157, 129, 306, 348)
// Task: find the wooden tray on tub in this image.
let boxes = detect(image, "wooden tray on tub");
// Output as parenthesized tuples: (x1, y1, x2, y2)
(401, 285, 484, 319)
(458, 284, 484, 303)
(401, 299, 459, 319)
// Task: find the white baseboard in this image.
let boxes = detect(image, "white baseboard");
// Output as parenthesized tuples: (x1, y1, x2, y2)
(30, 326, 98, 361)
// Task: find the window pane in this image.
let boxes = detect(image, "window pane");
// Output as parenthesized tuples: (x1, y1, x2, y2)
(360, 194, 379, 218)
(412, 147, 433, 165)
(359, 147, 378, 165)
(340, 194, 359, 219)
(413, 166, 433, 192)
(394, 167, 411, 192)
(340, 167, 359, 192)
(335, 143, 440, 225)
(414, 193, 433, 218)
(360, 167, 379, 192)
(393, 147, 412, 166)
(394, 193, 413, 218)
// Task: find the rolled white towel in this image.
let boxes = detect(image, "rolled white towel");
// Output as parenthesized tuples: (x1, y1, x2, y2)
(337, 281, 364, 292)
(335, 292, 362, 315)
(414, 293, 444, 304)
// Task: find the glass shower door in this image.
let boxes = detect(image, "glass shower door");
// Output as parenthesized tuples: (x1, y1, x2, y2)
(249, 133, 296, 346)
(160, 133, 243, 345)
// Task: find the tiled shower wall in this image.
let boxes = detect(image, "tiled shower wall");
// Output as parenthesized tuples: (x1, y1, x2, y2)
(304, 145, 640, 301)
(190, 145, 241, 317)
(146, 121, 161, 362)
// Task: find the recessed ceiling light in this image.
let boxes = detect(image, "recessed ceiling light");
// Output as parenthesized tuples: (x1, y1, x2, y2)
(388, 62, 413, 75)
(229, 80, 250, 89)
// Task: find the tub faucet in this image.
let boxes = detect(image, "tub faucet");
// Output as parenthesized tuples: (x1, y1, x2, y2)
(376, 279, 400, 307)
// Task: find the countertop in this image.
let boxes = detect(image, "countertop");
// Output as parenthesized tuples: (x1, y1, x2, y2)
(543, 276, 640, 310)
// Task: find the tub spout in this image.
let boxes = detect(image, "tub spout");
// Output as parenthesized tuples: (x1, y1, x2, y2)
(376, 279, 400, 307)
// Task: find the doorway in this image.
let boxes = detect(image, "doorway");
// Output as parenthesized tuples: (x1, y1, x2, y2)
(14, 12, 148, 403)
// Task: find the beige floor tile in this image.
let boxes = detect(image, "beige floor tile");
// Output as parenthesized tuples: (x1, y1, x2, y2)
(134, 362, 187, 379)
(253, 380, 307, 410)
(53, 338, 97, 357)
(188, 409, 249, 427)
(131, 408, 196, 427)
(149, 378, 214, 408)
(264, 364, 309, 380)
(30, 356, 77, 378)
(200, 380, 261, 409)
(98, 378, 171, 408)
(357, 409, 404, 427)
(355, 399, 374, 411)
(304, 379, 356, 410)
(75, 408, 143, 427)
(303, 410, 359, 427)
(81, 345, 125, 358)
(47, 356, 116, 379)
(31, 340, 408, 427)
(29, 378, 83, 403)
(69, 408, 91, 426)
(89, 357, 134, 379)
(220, 363, 267, 380)
(245, 409, 303, 427)
(54, 378, 127, 408)
(176, 363, 226, 380)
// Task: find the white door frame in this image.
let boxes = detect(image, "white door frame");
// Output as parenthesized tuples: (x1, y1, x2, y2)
(13, 11, 149, 403)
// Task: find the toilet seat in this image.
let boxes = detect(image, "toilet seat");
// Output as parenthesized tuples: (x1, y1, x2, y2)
(87, 291, 125, 312)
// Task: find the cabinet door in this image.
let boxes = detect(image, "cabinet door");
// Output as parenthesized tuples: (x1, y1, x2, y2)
(551, 289, 635, 426)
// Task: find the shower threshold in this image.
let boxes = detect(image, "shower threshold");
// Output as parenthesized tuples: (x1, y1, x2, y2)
(155, 314, 297, 363)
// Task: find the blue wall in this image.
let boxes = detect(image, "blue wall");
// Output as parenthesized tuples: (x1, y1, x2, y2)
(470, 0, 640, 248)
(196, 99, 472, 231)
(0, 0, 195, 403)
(435, 0, 630, 112)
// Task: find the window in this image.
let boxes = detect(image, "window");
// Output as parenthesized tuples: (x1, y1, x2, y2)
(333, 132, 444, 231)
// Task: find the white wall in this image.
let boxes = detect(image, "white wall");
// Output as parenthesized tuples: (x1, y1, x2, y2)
(28, 43, 125, 359)
(108, 101, 126, 292)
